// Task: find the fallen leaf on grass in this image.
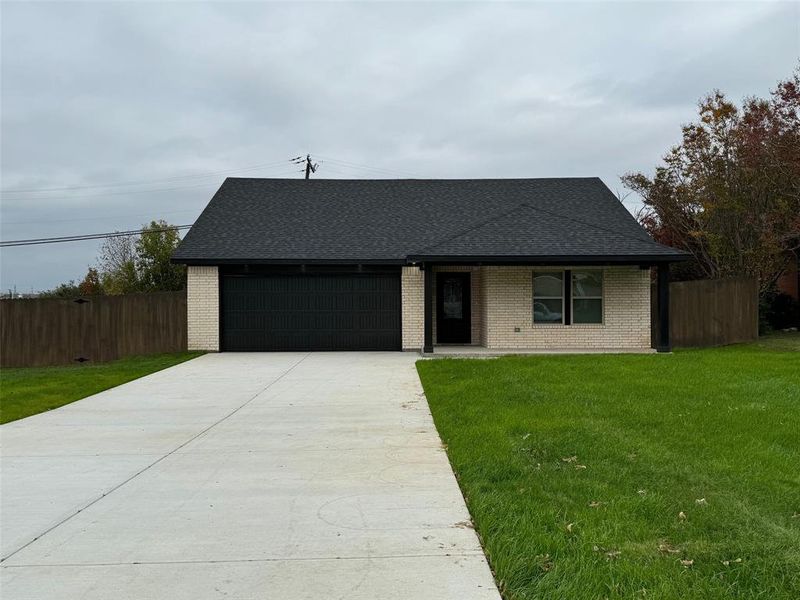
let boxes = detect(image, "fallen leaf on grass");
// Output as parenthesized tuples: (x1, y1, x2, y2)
(575, 464, 587, 470)
(535, 553, 554, 572)
(566, 522, 574, 533)
(637, 489, 647, 496)
(695, 498, 708, 506)
(658, 541, 681, 554)
(588, 501, 604, 508)
(721, 558, 742, 566)
(678, 511, 687, 521)
(680, 559, 694, 568)
(562, 455, 578, 463)
(592, 544, 621, 561)
(522, 433, 531, 440)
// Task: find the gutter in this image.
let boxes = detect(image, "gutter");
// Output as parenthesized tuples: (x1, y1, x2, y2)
(404, 253, 691, 266)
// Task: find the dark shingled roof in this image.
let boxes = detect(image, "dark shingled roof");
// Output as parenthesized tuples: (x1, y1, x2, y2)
(172, 178, 688, 264)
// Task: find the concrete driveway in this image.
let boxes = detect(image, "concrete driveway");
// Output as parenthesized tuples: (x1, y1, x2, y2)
(0, 353, 499, 599)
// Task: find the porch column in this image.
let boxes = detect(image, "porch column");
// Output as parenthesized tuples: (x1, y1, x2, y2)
(656, 263, 671, 353)
(423, 264, 434, 353)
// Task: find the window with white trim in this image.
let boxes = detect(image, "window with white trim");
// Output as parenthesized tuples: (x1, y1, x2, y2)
(532, 272, 564, 324)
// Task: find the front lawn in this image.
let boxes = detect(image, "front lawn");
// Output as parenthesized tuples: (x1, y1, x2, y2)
(0, 352, 202, 424)
(417, 337, 800, 599)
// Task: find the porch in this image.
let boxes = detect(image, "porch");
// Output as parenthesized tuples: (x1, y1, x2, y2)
(427, 346, 657, 357)
(401, 262, 673, 354)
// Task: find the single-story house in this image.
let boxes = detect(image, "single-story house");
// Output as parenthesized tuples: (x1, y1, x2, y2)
(172, 178, 688, 354)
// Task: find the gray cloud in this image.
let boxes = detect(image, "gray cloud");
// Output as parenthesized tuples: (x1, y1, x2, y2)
(2, 1, 797, 291)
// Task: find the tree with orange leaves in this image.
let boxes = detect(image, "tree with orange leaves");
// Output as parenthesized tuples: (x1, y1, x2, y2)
(623, 69, 800, 294)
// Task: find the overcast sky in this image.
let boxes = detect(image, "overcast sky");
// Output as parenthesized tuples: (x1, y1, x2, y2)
(1, 1, 798, 292)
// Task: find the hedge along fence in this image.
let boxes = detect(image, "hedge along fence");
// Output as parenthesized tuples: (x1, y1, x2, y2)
(651, 277, 759, 348)
(0, 291, 187, 368)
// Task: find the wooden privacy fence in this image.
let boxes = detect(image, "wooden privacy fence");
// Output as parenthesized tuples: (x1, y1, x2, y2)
(1, 291, 187, 368)
(652, 278, 758, 348)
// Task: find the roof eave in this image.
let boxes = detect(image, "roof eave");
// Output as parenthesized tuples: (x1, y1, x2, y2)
(173, 253, 691, 266)
(171, 257, 407, 266)
(405, 253, 691, 266)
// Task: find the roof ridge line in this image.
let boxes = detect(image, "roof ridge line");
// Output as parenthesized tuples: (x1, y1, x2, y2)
(414, 202, 661, 256)
(222, 177, 604, 182)
(519, 203, 662, 249)
(412, 203, 532, 255)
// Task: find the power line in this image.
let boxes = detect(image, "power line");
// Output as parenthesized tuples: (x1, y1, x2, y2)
(316, 155, 416, 177)
(311, 165, 358, 178)
(1, 154, 417, 199)
(291, 154, 319, 179)
(0, 159, 295, 194)
(3, 208, 198, 226)
(2, 167, 306, 230)
(230, 168, 305, 179)
(1, 167, 305, 203)
(314, 155, 419, 178)
(0, 225, 193, 248)
(3, 181, 219, 202)
(1, 202, 660, 252)
(1, 155, 411, 203)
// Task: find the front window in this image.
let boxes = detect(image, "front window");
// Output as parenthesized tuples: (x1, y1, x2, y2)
(532, 270, 604, 325)
(533, 272, 564, 324)
(572, 270, 603, 324)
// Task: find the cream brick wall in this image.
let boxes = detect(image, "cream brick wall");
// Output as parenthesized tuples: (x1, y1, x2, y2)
(192, 264, 649, 353)
(401, 266, 424, 350)
(482, 266, 651, 349)
(401, 265, 650, 351)
(479, 271, 489, 347)
(187, 265, 219, 351)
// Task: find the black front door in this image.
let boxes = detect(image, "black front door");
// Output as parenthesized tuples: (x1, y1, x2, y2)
(436, 272, 471, 344)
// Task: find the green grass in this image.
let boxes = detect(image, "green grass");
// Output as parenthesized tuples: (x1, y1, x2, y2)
(0, 352, 203, 424)
(752, 331, 800, 352)
(417, 335, 800, 599)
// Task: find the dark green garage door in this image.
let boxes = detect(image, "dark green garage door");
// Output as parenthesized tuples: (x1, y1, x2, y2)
(221, 273, 401, 351)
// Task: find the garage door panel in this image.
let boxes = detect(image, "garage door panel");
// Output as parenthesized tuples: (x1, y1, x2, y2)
(221, 273, 401, 351)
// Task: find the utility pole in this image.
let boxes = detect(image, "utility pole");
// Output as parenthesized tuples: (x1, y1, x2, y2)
(304, 154, 318, 179)
(290, 154, 319, 179)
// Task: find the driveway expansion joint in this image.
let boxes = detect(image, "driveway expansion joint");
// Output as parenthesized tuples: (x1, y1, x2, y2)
(1, 353, 500, 599)
(0, 352, 310, 564)
(1, 551, 488, 569)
